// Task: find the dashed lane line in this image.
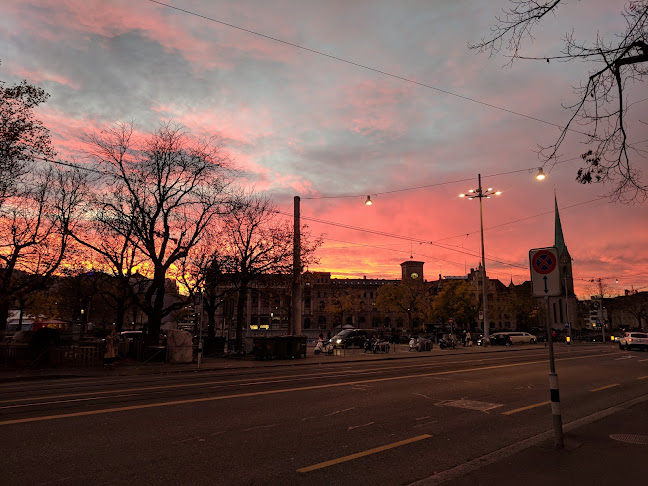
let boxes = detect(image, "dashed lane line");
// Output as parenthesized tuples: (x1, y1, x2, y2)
(297, 434, 432, 473)
(590, 384, 621, 392)
(501, 401, 550, 416)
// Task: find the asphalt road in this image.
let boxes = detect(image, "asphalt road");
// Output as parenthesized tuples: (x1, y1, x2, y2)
(2, 346, 647, 485)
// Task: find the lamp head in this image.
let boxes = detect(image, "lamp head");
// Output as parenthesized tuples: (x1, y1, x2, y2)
(536, 168, 546, 180)
(365, 195, 373, 206)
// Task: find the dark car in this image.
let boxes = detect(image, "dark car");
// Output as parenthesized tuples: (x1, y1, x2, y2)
(331, 329, 376, 348)
(487, 332, 513, 346)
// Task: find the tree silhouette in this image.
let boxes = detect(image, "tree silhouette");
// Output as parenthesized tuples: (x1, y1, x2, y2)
(83, 121, 232, 340)
(471, 1, 648, 202)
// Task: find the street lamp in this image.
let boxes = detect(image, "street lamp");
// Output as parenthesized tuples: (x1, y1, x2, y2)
(460, 174, 501, 342)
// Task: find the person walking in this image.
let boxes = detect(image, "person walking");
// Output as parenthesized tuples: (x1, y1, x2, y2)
(104, 328, 119, 366)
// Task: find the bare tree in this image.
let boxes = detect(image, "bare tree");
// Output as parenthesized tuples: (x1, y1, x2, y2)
(470, 1, 648, 202)
(0, 64, 56, 207)
(217, 190, 320, 352)
(0, 167, 86, 331)
(83, 122, 232, 340)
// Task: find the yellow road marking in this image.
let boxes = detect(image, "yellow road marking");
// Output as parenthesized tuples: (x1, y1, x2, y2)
(0, 352, 611, 427)
(0, 355, 519, 404)
(590, 384, 620, 392)
(639, 376, 648, 380)
(0, 349, 606, 404)
(296, 435, 432, 473)
(502, 401, 551, 415)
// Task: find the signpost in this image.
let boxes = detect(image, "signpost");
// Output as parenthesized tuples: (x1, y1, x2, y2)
(529, 247, 564, 448)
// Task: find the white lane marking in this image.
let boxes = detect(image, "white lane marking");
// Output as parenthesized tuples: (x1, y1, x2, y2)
(242, 424, 277, 432)
(436, 399, 503, 412)
(348, 422, 374, 431)
(325, 408, 355, 417)
(0, 393, 138, 410)
(414, 421, 438, 428)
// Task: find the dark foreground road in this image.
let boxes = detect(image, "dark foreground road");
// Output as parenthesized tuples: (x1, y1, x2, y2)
(1, 345, 647, 485)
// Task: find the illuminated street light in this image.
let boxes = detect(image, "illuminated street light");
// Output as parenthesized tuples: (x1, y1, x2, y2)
(460, 174, 501, 342)
(536, 168, 546, 180)
(365, 195, 373, 206)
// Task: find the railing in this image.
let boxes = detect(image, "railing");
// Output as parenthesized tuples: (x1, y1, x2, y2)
(0, 343, 103, 367)
(57, 345, 103, 365)
(0, 343, 31, 365)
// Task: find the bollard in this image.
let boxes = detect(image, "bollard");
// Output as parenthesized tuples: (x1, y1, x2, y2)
(549, 372, 564, 448)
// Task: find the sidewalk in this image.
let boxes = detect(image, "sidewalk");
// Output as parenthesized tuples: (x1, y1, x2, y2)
(425, 395, 648, 486)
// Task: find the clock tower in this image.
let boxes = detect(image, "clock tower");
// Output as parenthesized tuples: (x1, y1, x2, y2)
(401, 260, 424, 281)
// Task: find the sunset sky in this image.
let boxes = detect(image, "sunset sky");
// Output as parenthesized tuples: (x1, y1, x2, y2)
(2, 0, 647, 298)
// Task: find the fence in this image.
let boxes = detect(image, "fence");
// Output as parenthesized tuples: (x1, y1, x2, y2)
(0, 343, 103, 367)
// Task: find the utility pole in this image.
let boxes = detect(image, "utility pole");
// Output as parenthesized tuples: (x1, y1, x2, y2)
(478, 174, 489, 342)
(597, 278, 606, 344)
(292, 196, 302, 336)
(565, 275, 572, 345)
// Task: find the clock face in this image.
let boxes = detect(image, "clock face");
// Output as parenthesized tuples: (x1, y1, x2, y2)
(411, 272, 419, 279)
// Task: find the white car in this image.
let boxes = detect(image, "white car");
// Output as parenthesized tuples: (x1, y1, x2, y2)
(506, 332, 538, 344)
(618, 332, 648, 351)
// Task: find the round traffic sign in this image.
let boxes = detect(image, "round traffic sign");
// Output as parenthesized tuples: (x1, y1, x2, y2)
(532, 249, 557, 274)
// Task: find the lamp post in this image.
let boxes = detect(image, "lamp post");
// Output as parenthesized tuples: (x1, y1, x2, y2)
(460, 174, 501, 342)
(292, 196, 302, 336)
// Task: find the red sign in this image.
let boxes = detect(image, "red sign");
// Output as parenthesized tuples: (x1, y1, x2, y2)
(531, 249, 557, 275)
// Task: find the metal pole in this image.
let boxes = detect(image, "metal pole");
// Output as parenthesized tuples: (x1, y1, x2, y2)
(478, 174, 489, 342)
(598, 279, 606, 344)
(292, 196, 302, 336)
(545, 295, 564, 448)
(197, 292, 203, 369)
(565, 275, 571, 345)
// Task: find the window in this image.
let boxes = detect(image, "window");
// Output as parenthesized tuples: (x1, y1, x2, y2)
(319, 300, 325, 311)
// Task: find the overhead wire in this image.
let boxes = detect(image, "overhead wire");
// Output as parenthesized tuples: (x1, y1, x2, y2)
(146, 0, 594, 138)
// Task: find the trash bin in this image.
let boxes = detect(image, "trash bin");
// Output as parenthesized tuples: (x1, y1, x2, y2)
(275, 336, 289, 359)
(253, 337, 277, 360)
(287, 335, 307, 358)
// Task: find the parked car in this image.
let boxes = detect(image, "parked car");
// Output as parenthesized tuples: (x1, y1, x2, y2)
(478, 332, 513, 346)
(506, 332, 538, 344)
(330, 329, 376, 348)
(618, 332, 648, 351)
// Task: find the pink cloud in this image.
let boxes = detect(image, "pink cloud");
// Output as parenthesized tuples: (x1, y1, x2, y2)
(5, 65, 80, 90)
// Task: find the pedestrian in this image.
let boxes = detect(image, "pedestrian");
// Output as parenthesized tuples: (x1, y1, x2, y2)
(104, 327, 118, 366)
(461, 330, 467, 347)
(327, 330, 331, 340)
(466, 332, 472, 347)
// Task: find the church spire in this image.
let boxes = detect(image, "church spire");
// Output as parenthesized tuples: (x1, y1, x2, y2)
(555, 193, 566, 256)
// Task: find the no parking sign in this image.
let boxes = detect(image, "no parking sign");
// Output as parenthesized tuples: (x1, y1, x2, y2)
(529, 247, 561, 297)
